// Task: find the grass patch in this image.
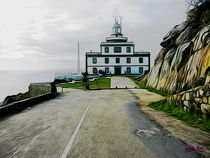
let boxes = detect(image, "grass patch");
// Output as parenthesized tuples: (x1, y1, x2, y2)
(148, 100, 210, 132)
(56, 82, 83, 89)
(88, 78, 111, 89)
(129, 77, 171, 97)
(56, 78, 111, 90)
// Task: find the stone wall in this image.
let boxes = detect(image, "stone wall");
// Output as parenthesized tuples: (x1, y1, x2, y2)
(0, 92, 56, 117)
(0, 82, 57, 107)
(29, 82, 52, 97)
(167, 84, 210, 118)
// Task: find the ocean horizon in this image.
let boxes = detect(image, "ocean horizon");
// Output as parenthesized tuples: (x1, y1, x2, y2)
(0, 69, 75, 102)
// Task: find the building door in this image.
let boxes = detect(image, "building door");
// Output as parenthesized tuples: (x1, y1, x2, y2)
(115, 66, 121, 75)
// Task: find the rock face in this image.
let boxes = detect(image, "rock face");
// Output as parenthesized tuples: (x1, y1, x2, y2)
(144, 1, 210, 94)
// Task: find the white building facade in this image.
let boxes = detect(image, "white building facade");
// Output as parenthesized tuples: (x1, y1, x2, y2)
(86, 18, 150, 75)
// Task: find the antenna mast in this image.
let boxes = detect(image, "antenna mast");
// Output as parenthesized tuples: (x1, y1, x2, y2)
(120, 16, 122, 34)
(77, 41, 80, 74)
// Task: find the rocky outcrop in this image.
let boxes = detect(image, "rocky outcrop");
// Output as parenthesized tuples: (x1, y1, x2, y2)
(144, 1, 210, 94)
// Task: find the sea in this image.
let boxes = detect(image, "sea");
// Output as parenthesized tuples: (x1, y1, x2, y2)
(0, 69, 73, 102)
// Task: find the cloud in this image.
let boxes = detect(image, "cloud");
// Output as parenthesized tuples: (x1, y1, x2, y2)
(0, 0, 187, 71)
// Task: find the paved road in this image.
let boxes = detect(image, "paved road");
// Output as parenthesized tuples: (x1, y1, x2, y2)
(0, 89, 201, 158)
(111, 76, 137, 88)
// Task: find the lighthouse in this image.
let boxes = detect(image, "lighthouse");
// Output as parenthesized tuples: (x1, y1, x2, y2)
(86, 17, 150, 75)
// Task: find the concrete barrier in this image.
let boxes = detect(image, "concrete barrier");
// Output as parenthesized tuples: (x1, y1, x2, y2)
(0, 92, 56, 118)
(1, 82, 57, 106)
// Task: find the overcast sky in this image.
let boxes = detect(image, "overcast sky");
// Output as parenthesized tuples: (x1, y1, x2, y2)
(0, 0, 188, 72)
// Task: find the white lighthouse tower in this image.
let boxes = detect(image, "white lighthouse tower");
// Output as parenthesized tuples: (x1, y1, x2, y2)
(86, 17, 150, 75)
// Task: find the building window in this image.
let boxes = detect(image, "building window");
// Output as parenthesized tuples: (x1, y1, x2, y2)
(116, 58, 120, 63)
(126, 47, 131, 53)
(105, 58, 109, 64)
(127, 67, 131, 74)
(105, 47, 109, 53)
(139, 57, 143, 63)
(139, 67, 143, 74)
(126, 57, 131, 63)
(105, 68, 109, 74)
(114, 47, 121, 53)
(92, 58, 97, 64)
(93, 68, 98, 73)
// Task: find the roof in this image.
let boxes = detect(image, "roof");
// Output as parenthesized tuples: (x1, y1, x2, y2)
(86, 52, 101, 55)
(106, 36, 128, 42)
(100, 42, 134, 46)
(134, 52, 150, 55)
(86, 52, 150, 57)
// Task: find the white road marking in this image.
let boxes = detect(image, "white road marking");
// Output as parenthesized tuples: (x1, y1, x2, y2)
(61, 100, 92, 158)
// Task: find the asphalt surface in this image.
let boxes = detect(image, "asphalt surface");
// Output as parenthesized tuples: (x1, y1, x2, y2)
(131, 89, 210, 157)
(0, 89, 202, 158)
(124, 100, 202, 158)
